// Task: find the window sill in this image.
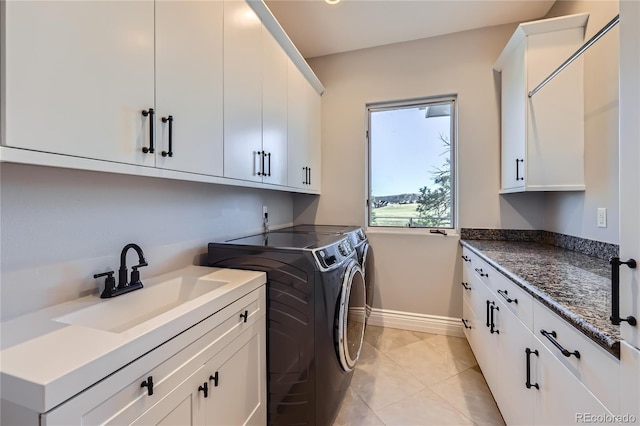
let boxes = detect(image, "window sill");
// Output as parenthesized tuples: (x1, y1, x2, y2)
(365, 227, 460, 238)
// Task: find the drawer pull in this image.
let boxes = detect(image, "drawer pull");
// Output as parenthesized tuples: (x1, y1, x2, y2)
(490, 304, 499, 334)
(497, 289, 518, 304)
(475, 268, 488, 277)
(198, 382, 209, 398)
(609, 257, 638, 326)
(141, 376, 154, 396)
(540, 330, 580, 359)
(461, 255, 471, 262)
(240, 310, 249, 323)
(461, 282, 471, 291)
(525, 348, 539, 389)
(210, 371, 219, 387)
(461, 318, 472, 329)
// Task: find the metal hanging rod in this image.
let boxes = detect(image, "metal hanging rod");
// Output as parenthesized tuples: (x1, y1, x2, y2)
(528, 14, 619, 98)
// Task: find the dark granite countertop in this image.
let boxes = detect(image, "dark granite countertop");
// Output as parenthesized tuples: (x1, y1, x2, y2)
(460, 239, 620, 358)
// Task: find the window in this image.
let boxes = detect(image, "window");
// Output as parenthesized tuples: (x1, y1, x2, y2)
(367, 96, 456, 229)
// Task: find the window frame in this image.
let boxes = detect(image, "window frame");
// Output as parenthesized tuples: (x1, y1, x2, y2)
(366, 95, 458, 231)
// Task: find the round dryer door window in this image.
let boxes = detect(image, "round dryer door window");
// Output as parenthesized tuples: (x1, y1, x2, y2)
(337, 260, 366, 372)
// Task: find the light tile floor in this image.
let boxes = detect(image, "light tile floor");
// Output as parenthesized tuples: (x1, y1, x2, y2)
(333, 326, 505, 426)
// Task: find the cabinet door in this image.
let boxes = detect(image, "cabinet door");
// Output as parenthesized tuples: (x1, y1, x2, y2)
(465, 276, 497, 384)
(261, 27, 288, 186)
(204, 320, 266, 426)
(306, 82, 322, 191)
(155, 1, 223, 176)
(129, 366, 207, 426)
(500, 41, 526, 191)
(223, 0, 263, 182)
(287, 60, 321, 190)
(491, 299, 534, 426)
(533, 339, 611, 425)
(3, 0, 155, 166)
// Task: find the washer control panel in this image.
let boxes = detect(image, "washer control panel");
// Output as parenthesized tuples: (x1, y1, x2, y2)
(314, 238, 354, 270)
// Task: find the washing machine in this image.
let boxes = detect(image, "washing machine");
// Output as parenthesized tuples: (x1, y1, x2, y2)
(207, 232, 366, 426)
(271, 225, 374, 318)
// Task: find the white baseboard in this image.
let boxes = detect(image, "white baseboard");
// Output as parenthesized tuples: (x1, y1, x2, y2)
(367, 308, 465, 338)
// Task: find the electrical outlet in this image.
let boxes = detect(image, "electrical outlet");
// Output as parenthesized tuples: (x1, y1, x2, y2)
(597, 208, 607, 228)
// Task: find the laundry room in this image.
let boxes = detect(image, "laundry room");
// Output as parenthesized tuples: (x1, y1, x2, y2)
(1, 0, 639, 425)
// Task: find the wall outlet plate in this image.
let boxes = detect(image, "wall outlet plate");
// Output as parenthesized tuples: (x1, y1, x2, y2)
(597, 208, 607, 228)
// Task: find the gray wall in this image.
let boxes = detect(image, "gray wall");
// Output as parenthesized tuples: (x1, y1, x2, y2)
(0, 163, 294, 320)
(295, 0, 620, 318)
(543, 0, 620, 244)
(297, 23, 546, 319)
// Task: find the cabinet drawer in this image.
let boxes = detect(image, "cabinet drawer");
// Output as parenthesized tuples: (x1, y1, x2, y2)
(533, 301, 619, 413)
(491, 270, 533, 331)
(462, 248, 492, 287)
(43, 286, 266, 425)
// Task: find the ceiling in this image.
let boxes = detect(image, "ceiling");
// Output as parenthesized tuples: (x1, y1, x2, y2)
(264, 0, 556, 59)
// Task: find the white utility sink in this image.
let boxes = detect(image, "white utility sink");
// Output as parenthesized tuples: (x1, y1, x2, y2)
(55, 274, 228, 333)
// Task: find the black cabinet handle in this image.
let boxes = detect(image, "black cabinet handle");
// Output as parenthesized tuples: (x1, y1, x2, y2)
(475, 268, 488, 277)
(257, 151, 265, 176)
(461, 255, 471, 262)
(610, 257, 637, 326)
(198, 382, 209, 398)
(516, 158, 524, 181)
(266, 152, 271, 177)
(240, 310, 248, 323)
(490, 304, 499, 334)
(302, 167, 308, 184)
(141, 376, 154, 396)
(141, 108, 155, 154)
(461, 282, 471, 291)
(161, 115, 173, 157)
(461, 318, 472, 329)
(210, 371, 219, 387)
(540, 330, 580, 358)
(486, 300, 491, 328)
(308, 168, 311, 185)
(525, 348, 539, 389)
(497, 289, 518, 304)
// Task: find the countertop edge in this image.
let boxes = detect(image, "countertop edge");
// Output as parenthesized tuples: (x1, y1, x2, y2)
(460, 240, 620, 358)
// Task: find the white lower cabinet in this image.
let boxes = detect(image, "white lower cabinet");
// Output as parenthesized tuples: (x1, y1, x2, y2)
(462, 247, 618, 425)
(533, 340, 611, 425)
(41, 287, 266, 426)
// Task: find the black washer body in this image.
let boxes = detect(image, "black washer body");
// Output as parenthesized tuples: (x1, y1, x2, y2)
(207, 232, 360, 426)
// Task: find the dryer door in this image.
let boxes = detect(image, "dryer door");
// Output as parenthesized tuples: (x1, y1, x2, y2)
(336, 260, 366, 372)
(360, 242, 374, 319)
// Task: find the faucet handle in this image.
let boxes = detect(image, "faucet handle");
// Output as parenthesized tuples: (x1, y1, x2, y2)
(130, 263, 148, 288)
(94, 270, 116, 298)
(94, 270, 115, 279)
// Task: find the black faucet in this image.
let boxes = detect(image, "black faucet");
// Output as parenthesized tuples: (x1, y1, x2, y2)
(94, 243, 148, 298)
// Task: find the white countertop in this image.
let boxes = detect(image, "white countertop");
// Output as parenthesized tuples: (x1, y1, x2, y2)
(0, 266, 266, 413)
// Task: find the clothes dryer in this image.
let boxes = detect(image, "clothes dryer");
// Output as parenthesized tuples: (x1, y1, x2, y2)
(207, 232, 365, 426)
(272, 225, 374, 318)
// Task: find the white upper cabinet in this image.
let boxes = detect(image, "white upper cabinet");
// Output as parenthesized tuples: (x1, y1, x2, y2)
(223, 0, 263, 183)
(155, 1, 224, 177)
(2, 0, 323, 193)
(3, 0, 155, 166)
(261, 27, 289, 187)
(494, 13, 588, 193)
(287, 60, 322, 192)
